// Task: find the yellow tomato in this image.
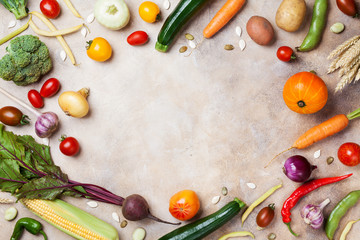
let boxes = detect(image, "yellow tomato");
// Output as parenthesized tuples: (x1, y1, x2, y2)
(86, 37, 112, 62)
(139, 1, 161, 23)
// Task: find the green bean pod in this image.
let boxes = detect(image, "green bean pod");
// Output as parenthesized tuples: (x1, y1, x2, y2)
(325, 190, 360, 240)
(297, 0, 328, 52)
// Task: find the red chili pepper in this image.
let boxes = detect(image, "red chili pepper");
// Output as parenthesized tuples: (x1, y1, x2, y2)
(281, 173, 352, 236)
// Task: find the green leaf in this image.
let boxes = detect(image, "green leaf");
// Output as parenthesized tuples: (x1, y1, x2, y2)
(0, 159, 27, 193)
(17, 135, 53, 166)
(0, 124, 25, 161)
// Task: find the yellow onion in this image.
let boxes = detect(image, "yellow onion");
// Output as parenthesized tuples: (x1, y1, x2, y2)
(58, 88, 90, 118)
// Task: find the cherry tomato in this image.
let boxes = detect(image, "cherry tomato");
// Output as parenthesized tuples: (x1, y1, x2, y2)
(40, 78, 61, 98)
(256, 204, 275, 228)
(336, 0, 357, 17)
(59, 136, 80, 156)
(277, 46, 296, 62)
(139, 1, 161, 23)
(40, 0, 61, 19)
(0, 106, 29, 126)
(169, 190, 200, 221)
(338, 142, 360, 166)
(127, 31, 149, 46)
(28, 90, 44, 109)
(86, 37, 112, 62)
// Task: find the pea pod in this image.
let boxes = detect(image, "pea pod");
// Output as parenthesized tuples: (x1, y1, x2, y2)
(325, 190, 360, 240)
(297, 0, 328, 52)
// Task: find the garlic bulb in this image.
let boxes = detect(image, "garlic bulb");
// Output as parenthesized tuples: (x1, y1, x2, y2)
(300, 198, 330, 229)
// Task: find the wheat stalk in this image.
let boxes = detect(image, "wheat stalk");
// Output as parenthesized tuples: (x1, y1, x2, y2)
(355, 68, 360, 82)
(339, 57, 360, 77)
(328, 35, 360, 59)
(336, 60, 360, 92)
(328, 51, 346, 73)
(336, 40, 360, 69)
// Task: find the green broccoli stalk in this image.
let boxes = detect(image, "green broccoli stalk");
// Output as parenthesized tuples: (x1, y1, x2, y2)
(0, 35, 52, 86)
(0, 0, 28, 20)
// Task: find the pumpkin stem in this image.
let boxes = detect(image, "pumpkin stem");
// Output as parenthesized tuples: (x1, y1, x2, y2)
(297, 100, 306, 108)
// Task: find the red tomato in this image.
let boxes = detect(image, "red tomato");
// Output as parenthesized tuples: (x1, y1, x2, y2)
(336, 0, 357, 17)
(338, 142, 360, 166)
(59, 136, 80, 156)
(40, 78, 61, 98)
(256, 204, 275, 228)
(277, 46, 296, 62)
(28, 90, 44, 108)
(169, 190, 200, 221)
(40, 0, 61, 19)
(127, 31, 149, 46)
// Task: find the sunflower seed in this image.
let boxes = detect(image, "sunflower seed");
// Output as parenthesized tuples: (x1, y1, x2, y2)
(188, 40, 196, 49)
(163, 0, 170, 10)
(112, 212, 120, 222)
(246, 182, 256, 189)
(235, 26, 242, 37)
(8, 20, 16, 29)
(185, 33, 194, 40)
(60, 50, 67, 62)
(179, 46, 187, 53)
(221, 187, 228, 196)
(314, 150, 321, 159)
(81, 27, 88, 37)
(224, 44, 234, 51)
(239, 39, 246, 51)
(120, 220, 128, 228)
(327, 156, 334, 165)
(87, 201, 98, 208)
(212, 196, 221, 204)
(87, 13, 95, 23)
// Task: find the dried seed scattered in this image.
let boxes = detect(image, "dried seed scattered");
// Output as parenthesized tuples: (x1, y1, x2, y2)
(112, 212, 120, 222)
(81, 27, 88, 37)
(120, 220, 128, 228)
(235, 26, 242, 37)
(246, 182, 256, 189)
(4, 207, 17, 221)
(212, 196, 221, 204)
(327, 156, 334, 165)
(87, 13, 95, 23)
(222, 187, 228, 196)
(179, 46, 187, 53)
(314, 150, 321, 159)
(163, 0, 171, 10)
(268, 233, 276, 240)
(188, 40, 196, 49)
(60, 50, 67, 62)
(330, 22, 345, 34)
(8, 20, 16, 29)
(239, 39, 246, 51)
(132, 227, 146, 240)
(224, 44, 234, 51)
(185, 33, 194, 40)
(86, 201, 98, 208)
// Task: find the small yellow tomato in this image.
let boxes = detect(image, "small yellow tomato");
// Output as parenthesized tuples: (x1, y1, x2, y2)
(139, 1, 161, 23)
(86, 37, 112, 62)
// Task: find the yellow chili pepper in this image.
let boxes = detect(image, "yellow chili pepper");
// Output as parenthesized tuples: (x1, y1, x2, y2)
(241, 182, 282, 225)
(340, 219, 359, 240)
(218, 231, 255, 240)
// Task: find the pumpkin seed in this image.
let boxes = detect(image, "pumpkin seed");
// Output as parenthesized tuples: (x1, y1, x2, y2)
(112, 212, 120, 222)
(179, 46, 187, 53)
(221, 187, 228, 196)
(239, 39, 246, 51)
(120, 220, 128, 228)
(246, 182, 256, 189)
(235, 26, 242, 37)
(212, 196, 221, 204)
(185, 33, 194, 40)
(8, 20, 16, 29)
(86, 201, 98, 208)
(60, 50, 67, 62)
(330, 22, 345, 34)
(327, 156, 334, 165)
(86, 13, 95, 23)
(188, 40, 196, 49)
(224, 44, 234, 51)
(163, 0, 170, 10)
(314, 150, 321, 159)
(268, 233, 276, 240)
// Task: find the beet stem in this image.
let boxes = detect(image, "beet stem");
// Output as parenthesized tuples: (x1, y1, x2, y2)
(147, 213, 181, 225)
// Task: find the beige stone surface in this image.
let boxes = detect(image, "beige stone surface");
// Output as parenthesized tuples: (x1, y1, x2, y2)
(1, 0, 360, 239)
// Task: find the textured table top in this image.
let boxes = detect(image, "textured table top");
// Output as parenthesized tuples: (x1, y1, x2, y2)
(1, 0, 360, 239)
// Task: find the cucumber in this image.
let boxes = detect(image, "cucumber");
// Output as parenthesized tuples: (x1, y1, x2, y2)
(158, 198, 246, 240)
(155, 0, 212, 52)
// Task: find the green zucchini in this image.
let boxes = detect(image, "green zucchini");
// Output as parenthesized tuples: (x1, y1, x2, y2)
(158, 198, 246, 240)
(155, 0, 212, 52)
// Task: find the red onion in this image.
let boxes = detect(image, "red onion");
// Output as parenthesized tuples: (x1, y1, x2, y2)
(35, 112, 59, 138)
(283, 155, 317, 182)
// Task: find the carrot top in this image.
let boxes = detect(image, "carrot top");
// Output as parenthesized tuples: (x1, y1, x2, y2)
(347, 107, 360, 120)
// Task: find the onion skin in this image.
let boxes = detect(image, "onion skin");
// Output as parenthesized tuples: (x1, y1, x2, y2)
(283, 155, 317, 182)
(35, 112, 59, 138)
(58, 88, 89, 118)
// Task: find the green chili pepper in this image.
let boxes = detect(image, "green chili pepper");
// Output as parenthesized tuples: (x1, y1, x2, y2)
(325, 190, 360, 240)
(297, 0, 328, 52)
(10, 217, 47, 240)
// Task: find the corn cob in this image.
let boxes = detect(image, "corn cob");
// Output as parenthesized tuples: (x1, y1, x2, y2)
(21, 198, 119, 240)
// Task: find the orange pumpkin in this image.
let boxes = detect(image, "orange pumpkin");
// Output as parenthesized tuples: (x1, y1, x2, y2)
(283, 72, 328, 114)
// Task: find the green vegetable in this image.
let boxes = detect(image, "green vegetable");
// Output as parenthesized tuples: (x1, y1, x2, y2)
(158, 198, 246, 240)
(0, 0, 28, 20)
(325, 190, 360, 240)
(0, 35, 52, 86)
(155, 0, 212, 52)
(10, 217, 47, 240)
(296, 0, 328, 52)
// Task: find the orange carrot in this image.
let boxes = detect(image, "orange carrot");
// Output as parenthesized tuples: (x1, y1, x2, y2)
(203, 0, 246, 38)
(265, 107, 360, 168)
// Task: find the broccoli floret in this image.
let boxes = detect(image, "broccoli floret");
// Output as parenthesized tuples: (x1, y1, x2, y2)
(0, 35, 52, 86)
(0, 0, 28, 20)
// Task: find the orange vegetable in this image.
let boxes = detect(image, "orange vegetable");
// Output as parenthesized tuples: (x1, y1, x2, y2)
(203, 0, 246, 38)
(139, 1, 161, 23)
(169, 190, 200, 221)
(283, 72, 328, 114)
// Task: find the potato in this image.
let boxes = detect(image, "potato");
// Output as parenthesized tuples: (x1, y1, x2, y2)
(246, 16, 275, 46)
(275, 0, 306, 32)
